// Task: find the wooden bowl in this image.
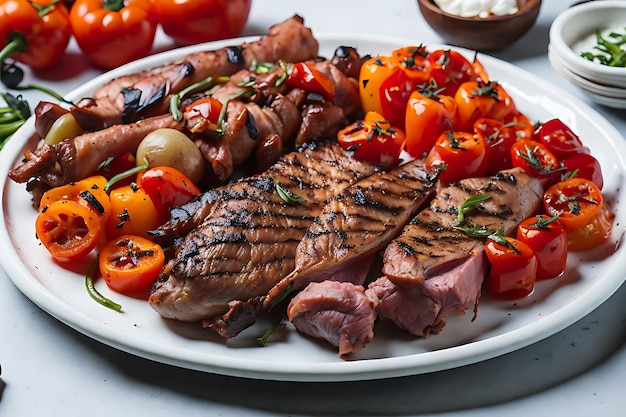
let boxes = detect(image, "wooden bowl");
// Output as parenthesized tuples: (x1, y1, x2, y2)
(417, 0, 542, 51)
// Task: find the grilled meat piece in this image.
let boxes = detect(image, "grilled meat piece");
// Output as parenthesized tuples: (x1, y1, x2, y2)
(368, 168, 544, 336)
(148, 142, 378, 322)
(287, 281, 379, 356)
(88, 15, 319, 126)
(8, 114, 183, 188)
(264, 158, 436, 304)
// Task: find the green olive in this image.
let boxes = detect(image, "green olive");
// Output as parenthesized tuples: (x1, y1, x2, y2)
(44, 113, 84, 145)
(136, 128, 205, 183)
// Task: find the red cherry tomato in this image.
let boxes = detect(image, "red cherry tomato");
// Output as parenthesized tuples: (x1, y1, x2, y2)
(404, 87, 458, 158)
(543, 178, 604, 230)
(35, 199, 103, 263)
(473, 118, 517, 175)
(424, 130, 488, 184)
(517, 215, 567, 279)
(534, 118, 589, 159)
(285, 62, 336, 102)
(99, 235, 165, 294)
(561, 152, 604, 190)
(510, 139, 561, 181)
(428, 49, 477, 96)
(337, 113, 405, 170)
(485, 236, 537, 298)
(136, 166, 202, 222)
(378, 67, 417, 130)
(183, 97, 224, 134)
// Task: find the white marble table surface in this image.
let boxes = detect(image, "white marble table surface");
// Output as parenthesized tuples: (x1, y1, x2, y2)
(1, 1, 625, 416)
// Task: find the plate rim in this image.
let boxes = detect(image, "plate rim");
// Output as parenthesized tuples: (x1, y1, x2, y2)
(1, 32, 625, 382)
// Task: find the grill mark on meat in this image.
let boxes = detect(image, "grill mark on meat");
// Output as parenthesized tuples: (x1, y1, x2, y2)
(383, 168, 544, 287)
(148, 142, 377, 322)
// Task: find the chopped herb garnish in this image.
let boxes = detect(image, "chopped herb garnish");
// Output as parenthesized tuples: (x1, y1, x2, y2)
(457, 194, 491, 224)
(276, 183, 306, 204)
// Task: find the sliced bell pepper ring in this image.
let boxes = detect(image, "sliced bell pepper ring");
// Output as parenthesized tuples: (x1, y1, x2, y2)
(99, 234, 165, 294)
(69, 0, 157, 69)
(0, 0, 72, 69)
(35, 199, 103, 262)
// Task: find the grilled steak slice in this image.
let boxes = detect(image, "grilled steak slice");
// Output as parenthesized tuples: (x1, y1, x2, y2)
(264, 158, 436, 304)
(383, 168, 544, 286)
(148, 142, 377, 322)
(287, 281, 379, 356)
(368, 168, 544, 336)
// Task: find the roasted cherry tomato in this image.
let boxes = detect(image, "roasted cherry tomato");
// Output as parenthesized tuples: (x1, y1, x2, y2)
(543, 177, 604, 230)
(359, 55, 396, 116)
(99, 234, 165, 294)
(106, 184, 161, 239)
(183, 96, 224, 135)
(566, 204, 614, 252)
(404, 86, 458, 158)
(454, 80, 517, 132)
(485, 236, 537, 298)
(424, 130, 488, 184)
(39, 175, 112, 224)
(427, 49, 477, 96)
(35, 199, 103, 262)
(561, 152, 604, 190)
(70, 0, 158, 69)
(517, 215, 567, 279)
(285, 62, 335, 102)
(136, 166, 201, 222)
(0, 0, 71, 69)
(534, 118, 589, 159)
(154, 0, 251, 46)
(337, 113, 405, 170)
(94, 152, 137, 187)
(378, 67, 417, 130)
(510, 139, 561, 181)
(390, 45, 431, 84)
(473, 118, 517, 175)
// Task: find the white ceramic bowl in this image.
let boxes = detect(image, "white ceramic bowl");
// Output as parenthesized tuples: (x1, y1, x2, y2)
(549, 1, 626, 88)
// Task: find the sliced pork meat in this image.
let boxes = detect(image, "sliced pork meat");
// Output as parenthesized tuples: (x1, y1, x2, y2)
(264, 158, 436, 306)
(148, 142, 378, 322)
(383, 169, 544, 286)
(288, 281, 379, 356)
(369, 168, 544, 336)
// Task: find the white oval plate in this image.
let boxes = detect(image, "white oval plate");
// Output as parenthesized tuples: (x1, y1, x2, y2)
(1, 34, 625, 382)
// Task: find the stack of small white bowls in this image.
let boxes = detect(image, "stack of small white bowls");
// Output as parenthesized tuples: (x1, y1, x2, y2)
(549, 1, 626, 109)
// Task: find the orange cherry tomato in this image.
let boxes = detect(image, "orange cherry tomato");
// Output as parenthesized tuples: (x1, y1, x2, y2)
(517, 215, 567, 279)
(510, 139, 561, 181)
(359, 55, 396, 116)
(70, 0, 158, 69)
(454, 80, 517, 132)
(35, 199, 103, 263)
(566, 203, 614, 252)
(39, 175, 112, 224)
(337, 112, 405, 170)
(390, 45, 431, 84)
(424, 130, 488, 184)
(404, 87, 458, 158)
(285, 62, 336, 102)
(485, 236, 537, 298)
(473, 118, 517, 175)
(99, 235, 165, 294)
(427, 49, 477, 96)
(543, 178, 604, 230)
(136, 166, 201, 222)
(106, 184, 161, 239)
(153, 0, 251, 46)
